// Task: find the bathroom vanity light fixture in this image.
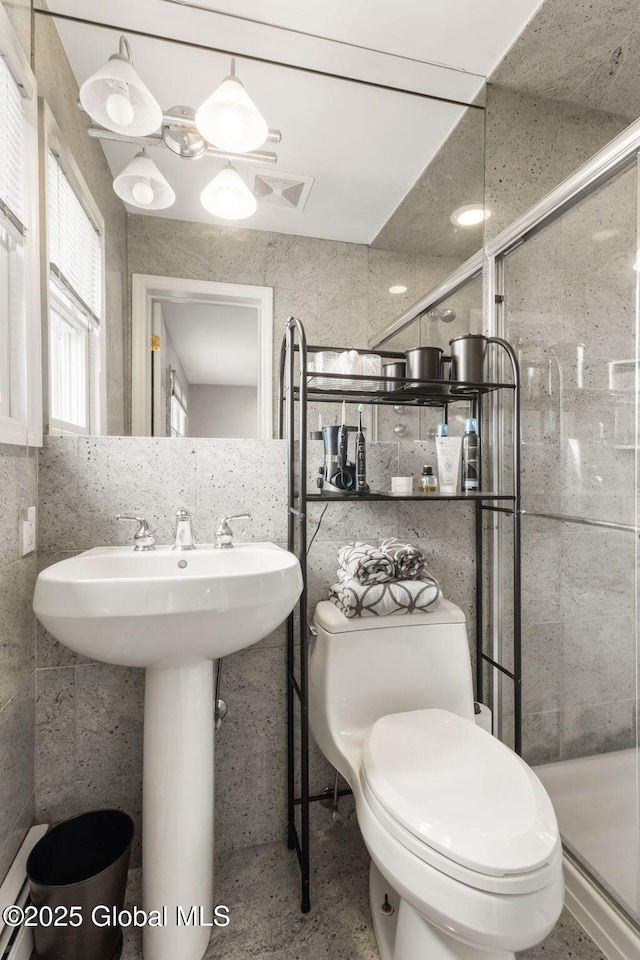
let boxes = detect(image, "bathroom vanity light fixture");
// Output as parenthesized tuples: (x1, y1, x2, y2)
(79, 36, 163, 137)
(450, 204, 490, 226)
(200, 163, 257, 220)
(195, 59, 269, 153)
(113, 149, 176, 209)
(389, 285, 408, 294)
(80, 39, 284, 220)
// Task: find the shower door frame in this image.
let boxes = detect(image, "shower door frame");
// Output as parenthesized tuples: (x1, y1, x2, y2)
(486, 115, 640, 942)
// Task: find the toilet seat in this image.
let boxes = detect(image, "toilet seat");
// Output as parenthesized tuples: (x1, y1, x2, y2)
(361, 708, 560, 893)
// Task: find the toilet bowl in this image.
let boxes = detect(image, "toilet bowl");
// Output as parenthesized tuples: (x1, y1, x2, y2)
(309, 600, 564, 960)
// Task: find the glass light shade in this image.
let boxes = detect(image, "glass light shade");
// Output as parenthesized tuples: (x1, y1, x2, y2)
(195, 75, 268, 153)
(200, 165, 257, 220)
(80, 54, 162, 136)
(113, 153, 175, 210)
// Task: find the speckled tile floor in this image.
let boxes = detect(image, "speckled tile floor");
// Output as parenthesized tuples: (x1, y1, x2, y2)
(118, 825, 606, 960)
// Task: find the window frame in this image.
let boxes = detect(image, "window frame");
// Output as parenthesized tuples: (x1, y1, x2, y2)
(39, 99, 106, 436)
(0, 3, 42, 447)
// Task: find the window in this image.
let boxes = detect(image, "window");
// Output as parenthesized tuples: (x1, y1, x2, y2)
(41, 103, 105, 436)
(0, 6, 41, 446)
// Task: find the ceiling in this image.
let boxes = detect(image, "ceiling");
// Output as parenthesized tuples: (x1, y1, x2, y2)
(41, 0, 546, 244)
(161, 301, 259, 385)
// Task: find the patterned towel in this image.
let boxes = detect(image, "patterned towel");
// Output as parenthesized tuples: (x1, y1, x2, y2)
(379, 538, 426, 579)
(330, 572, 441, 618)
(337, 542, 395, 585)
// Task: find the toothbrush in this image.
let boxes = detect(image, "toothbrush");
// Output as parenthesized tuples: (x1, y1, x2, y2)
(356, 404, 368, 495)
(337, 401, 348, 486)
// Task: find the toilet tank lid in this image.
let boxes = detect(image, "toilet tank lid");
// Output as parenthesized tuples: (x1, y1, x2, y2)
(314, 599, 465, 634)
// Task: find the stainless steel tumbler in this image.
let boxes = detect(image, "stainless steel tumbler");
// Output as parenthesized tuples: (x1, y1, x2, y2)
(405, 347, 443, 381)
(449, 335, 488, 383)
(382, 361, 406, 390)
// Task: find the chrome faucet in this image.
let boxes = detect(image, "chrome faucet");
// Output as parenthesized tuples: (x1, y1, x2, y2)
(173, 508, 195, 551)
(117, 515, 156, 551)
(214, 513, 251, 549)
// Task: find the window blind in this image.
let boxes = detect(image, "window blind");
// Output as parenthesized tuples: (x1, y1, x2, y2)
(47, 150, 102, 321)
(0, 54, 25, 234)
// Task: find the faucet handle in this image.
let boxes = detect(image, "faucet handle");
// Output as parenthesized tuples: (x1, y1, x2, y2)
(117, 515, 156, 551)
(214, 513, 251, 549)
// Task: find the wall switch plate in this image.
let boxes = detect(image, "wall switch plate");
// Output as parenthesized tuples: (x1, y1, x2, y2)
(21, 506, 36, 556)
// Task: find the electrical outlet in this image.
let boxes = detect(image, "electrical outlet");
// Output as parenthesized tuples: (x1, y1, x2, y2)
(21, 506, 36, 556)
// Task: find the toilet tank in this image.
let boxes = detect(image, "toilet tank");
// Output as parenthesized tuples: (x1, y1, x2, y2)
(310, 599, 476, 755)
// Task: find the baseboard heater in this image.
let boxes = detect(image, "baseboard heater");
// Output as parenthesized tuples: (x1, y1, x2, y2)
(0, 825, 48, 960)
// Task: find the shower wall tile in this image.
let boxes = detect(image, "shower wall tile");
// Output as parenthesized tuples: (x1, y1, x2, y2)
(561, 698, 636, 760)
(522, 622, 563, 715)
(561, 615, 635, 707)
(559, 525, 635, 621)
(485, 85, 627, 241)
(521, 519, 562, 625)
(522, 710, 561, 767)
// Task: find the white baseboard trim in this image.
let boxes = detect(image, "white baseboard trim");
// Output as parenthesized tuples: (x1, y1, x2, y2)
(564, 855, 639, 960)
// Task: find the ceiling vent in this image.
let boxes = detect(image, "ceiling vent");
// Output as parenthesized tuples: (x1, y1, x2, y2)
(253, 171, 314, 213)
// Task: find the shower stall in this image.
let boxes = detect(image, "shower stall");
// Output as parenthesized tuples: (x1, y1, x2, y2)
(488, 123, 640, 935)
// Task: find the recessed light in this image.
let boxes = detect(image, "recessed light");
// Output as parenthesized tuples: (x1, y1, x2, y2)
(450, 204, 490, 227)
(389, 285, 407, 294)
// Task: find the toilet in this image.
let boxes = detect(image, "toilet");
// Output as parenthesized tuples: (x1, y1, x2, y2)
(309, 599, 564, 960)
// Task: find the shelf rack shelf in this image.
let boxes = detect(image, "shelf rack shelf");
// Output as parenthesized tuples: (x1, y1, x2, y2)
(278, 318, 523, 915)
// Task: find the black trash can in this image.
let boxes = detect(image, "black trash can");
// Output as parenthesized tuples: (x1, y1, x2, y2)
(27, 810, 134, 960)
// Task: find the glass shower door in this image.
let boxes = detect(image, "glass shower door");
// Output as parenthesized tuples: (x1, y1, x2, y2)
(499, 160, 639, 921)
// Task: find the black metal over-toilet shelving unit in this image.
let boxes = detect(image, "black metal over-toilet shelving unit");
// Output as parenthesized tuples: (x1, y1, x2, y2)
(277, 316, 522, 913)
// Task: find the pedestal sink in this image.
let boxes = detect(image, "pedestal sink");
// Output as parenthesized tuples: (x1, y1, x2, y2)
(33, 543, 302, 960)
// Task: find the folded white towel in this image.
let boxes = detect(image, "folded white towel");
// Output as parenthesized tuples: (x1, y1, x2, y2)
(337, 542, 395, 585)
(330, 573, 441, 618)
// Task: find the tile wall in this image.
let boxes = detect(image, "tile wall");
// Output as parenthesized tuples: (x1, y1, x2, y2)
(0, 445, 36, 879)
(36, 436, 475, 861)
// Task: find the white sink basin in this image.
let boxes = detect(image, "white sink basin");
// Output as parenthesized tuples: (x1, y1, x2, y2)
(33, 542, 302, 667)
(33, 541, 301, 960)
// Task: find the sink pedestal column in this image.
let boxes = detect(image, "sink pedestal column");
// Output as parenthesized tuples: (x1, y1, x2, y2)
(142, 660, 214, 960)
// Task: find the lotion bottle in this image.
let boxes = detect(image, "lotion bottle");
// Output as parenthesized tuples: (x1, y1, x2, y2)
(435, 423, 462, 494)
